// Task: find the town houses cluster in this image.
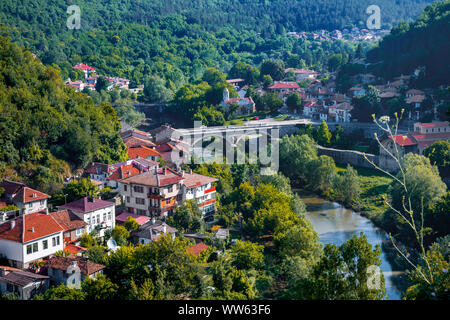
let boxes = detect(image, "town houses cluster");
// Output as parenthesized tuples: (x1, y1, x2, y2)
(65, 63, 143, 93)
(287, 27, 391, 42)
(0, 128, 220, 299)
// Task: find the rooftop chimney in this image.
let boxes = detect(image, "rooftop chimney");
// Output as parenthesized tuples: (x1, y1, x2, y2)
(162, 224, 167, 234)
(151, 217, 156, 225)
(31, 227, 35, 233)
(189, 169, 192, 175)
(10, 220, 15, 229)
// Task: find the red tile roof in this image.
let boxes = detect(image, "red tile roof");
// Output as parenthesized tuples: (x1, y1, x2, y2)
(389, 135, 417, 146)
(46, 255, 104, 275)
(128, 146, 161, 159)
(59, 197, 114, 214)
(0, 211, 63, 243)
(107, 164, 141, 181)
(187, 243, 210, 257)
(64, 243, 87, 255)
(417, 121, 449, 128)
(72, 63, 95, 70)
(49, 210, 87, 232)
(182, 173, 218, 189)
(268, 82, 300, 90)
(12, 187, 50, 204)
(120, 167, 184, 187)
(123, 136, 156, 148)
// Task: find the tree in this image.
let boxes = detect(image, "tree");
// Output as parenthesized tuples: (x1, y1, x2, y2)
(286, 92, 302, 112)
(34, 284, 85, 300)
(262, 74, 273, 88)
(143, 75, 173, 103)
(202, 67, 226, 86)
(124, 217, 140, 232)
(390, 153, 447, 213)
(85, 246, 107, 264)
(230, 240, 264, 270)
(280, 134, 318, 181)
(273, 223, 321, 260)
(260, 59, 285, 81)
(328, 54, 343, 72)
(333, 165, 361, 205)
(95, 77, 110, 92)
(57, 178, 99, 204)
(297, 233, 386, 300)
(356, 43, 364, 59)
(424, 141, 450, 178)
(316, 121, 332, 146)
(168, 200, 203, 233)
(80, 233, 97, 248)
(111, 226, 130, 246)
(262, 92, 283, 113)
(82, 274, 119, 300)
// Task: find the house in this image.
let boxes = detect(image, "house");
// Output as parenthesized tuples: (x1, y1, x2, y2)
(83, 162, 111, 182)
(187, 243, 210, 257)
(72, 63, 95, 78)
(58, 197, 116, 239)
(121, 129, 156, 149)
(45, 255, 105, 287)
(181, 170, 218, 221)
(333, 102, 353, 122)
(226, 78, 245, 89)
(0, 266, 49, 300)
(119, 166, 218, 219)
(267, 82, 300, 96)
(120, 166, 184, 217)
(303, 100, 319, 118)
(221, 88, 256, 116)
(379, 121, 450, 171)
(213, 228, 229, 241)
(0, 211, 64, 268)
(49, 209, 88, 244)
(149, 124, 181, 145)
(348, 87, 366, 97)
(127, 146, 161, 162)
(406, 95, 426, 119)
(106, 163, 144, 190)
(155, 139, 190, 168)
(0, 180, 50, 215)
(132, 218, 177, 245)
(406, 89, 425, 98)
(284, 68, 318, 81)
(115, 211, 151, 226)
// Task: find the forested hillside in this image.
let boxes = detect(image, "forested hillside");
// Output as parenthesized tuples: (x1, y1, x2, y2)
(367, 0, 450, 86)
(0, 0, 437, 87)
(0, 36, 128, 193)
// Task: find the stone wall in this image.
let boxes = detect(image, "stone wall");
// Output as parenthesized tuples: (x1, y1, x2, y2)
(317, 145, 379, 169)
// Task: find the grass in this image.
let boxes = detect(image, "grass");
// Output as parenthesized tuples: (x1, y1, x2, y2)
(336, 164, 393, 216)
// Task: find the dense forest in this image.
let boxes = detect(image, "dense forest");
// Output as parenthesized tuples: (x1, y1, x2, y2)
(367, 0, 450, 86)
(0, 35, 128, 193)
(0, 0, 437, 87)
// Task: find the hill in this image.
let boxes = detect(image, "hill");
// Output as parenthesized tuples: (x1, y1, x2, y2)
(367, 0, 450, 87)
(0, 35, 128, 193)
(0, 0, 437, 87)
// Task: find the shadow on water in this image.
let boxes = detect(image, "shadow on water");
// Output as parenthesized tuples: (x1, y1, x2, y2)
(298, 191, 408, 300)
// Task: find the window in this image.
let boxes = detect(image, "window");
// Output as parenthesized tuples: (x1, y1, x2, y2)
(134, 186, 144, 193)
(28, 203, 32, 208)
(137, 209, 146, 215)
(27, 244, 32, 254)
(96, 215, 100, 224)
(103, 213, 106, 221)
(124, 185, 128, 192)
(87, 217, 90, 224)
(168, 185, 173, 193)
(136, 198, 145, 205)
(40, 200, 45, 206)
(52, 236, 60, 247)
(126, 196, 130, 203)
(43, 240, 48, 250)
(76, 228, 82, 236)
(107, 212, 111, 221)
(33, 242, 38, 252)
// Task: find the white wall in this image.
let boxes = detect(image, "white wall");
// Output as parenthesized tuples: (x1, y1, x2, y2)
(17, 199, 47, 215)
(0, 239, 23, 263)
(22, 232, 64, 265)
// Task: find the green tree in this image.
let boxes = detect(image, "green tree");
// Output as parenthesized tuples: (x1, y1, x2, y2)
(34, 284, 85, 300)
(260, 59, 285, 81)
(111, 226, 130, 246)
(262, 92, 283, 113)
(143, 75, 174, 103)
(333, 165, 361, 205)
(316, 121, 332, 146)
(82, 274, 119, 300)
(298, 233, 386, 300)
(286, 92, 302, 112)
(95, 77, 110, 92)
(202, 67, 226, 86)
(230, 240, 264, 270)
(423, 141, 450, 177)
(124, 217, 140, 233)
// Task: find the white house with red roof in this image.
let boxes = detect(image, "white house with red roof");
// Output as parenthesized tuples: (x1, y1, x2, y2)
(220, 88, 256, 116)
(0, 180, 50, 215)
(0, 211, 64, 268)
(267, 82, 300, 95)
(58, 197, 116, 239)
(72, 63, 95, 78)
(284, 68, 318, 81)
(118, 166, 217, 219)
(379, 121, 450, 171)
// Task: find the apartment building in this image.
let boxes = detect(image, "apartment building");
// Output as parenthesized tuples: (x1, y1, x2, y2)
(119, 166, 217, 219)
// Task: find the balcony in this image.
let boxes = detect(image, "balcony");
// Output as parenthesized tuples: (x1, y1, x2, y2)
(204, 187, 216, 194)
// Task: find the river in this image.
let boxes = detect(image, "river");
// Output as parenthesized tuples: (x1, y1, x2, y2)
(297, 191, 407, 300)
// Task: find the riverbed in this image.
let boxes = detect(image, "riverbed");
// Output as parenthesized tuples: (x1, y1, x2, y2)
(297, 191, 406, 300)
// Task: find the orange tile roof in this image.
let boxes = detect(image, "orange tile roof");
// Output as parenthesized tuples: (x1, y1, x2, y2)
(49, 209, 87, 232)
(107, 164, 141, 181)
(0, 211, 63, 243)
(187, 243, 210, 256)
(128, 146, 161, 159)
